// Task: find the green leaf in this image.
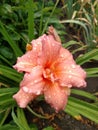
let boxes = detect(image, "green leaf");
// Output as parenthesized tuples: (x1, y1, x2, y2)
(17, 108, 30, 129)
(85, 68, 98, 77)
(27, 106, 47, 119)
(62, 40, 81, 48)
(43, 126, 54, 130)
(38, 1, 44, 36)
(0, 88, 18, 94)
(27, 0, 35, 41)
(0, 100, 16, 113)
(42, 0, 59, 34)
(0, 98, 14, 106)
(66, 97, 98, 123)
(0, 55, 12, 66)
(0, 21, 23, 57)
(12, 108, 31, 130)
(0, 65, 23, 82)
(0, 88, 17, 112)
(72, 45, 87, 54)
(71, 89, 97, 101)
(0, 108, 11, 126)
(60, 19, 89, 41)
(0, 124, 19, 130)
(0, 94, 13, 102)
(76, 49, 98, 65)
(0, 46, 13, 60)
(12, 108, 26, 130)
(66, 104, 82, 120)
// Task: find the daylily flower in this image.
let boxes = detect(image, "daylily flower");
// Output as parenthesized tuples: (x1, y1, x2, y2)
(13, 26, 86, 112)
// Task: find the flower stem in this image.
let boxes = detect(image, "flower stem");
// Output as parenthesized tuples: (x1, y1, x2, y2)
(27, 105, 48, 119)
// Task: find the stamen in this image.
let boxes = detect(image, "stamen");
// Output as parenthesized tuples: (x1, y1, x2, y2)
(26, 43, 32, 51)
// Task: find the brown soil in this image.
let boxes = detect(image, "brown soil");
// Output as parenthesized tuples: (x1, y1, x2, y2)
(25, 99, 98, 130)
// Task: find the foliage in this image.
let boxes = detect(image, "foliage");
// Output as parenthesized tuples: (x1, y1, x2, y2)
(61, 0, 98, 50)
(0, 0, 98, 129)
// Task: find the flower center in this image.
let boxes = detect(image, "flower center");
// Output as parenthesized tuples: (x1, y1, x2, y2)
(43, 68, 55, 83)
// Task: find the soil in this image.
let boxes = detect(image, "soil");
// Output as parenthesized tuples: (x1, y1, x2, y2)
(25, 99, 98, 130)
(25, 76, 98, 130)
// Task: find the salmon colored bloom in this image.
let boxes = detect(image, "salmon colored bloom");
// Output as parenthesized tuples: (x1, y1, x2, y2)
(13, 27, 86, 112)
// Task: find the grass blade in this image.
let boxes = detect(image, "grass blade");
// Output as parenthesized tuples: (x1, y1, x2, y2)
(42, 0, 60, 34)
(0, 65, 23, 82)
(60, 19, 89, 41)
(71, 89, 97, 101)
(62, 40, 81, 48)
(27, 0, 35, 41)
(65, 105, 82, 120)
(0, 55, 12, 66)
(67, 97, 98, 123)
(39, 0, 44, 36)
(85, 68, 98, 77)
(76, 49, 98, 65)
(0, 124, 19, 130)
(0, 88, 18, 94)
(0, 21, 23, 57)
(12, 108, 31, 130)
(0, 108, 11, 126)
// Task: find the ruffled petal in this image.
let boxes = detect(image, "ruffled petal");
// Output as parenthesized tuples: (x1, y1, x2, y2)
(38, 35, 61, 67)
(13, 50, 37, 73)
(13, 34, 61, 72)
(13, 37, 43, 73)
(13, 89, 36, 108)
(44, 82, 69, 112)
(58, 47, 73, 61)
(53, 47, 86, 88)
(48, 26, 61, 43)
(20, 66, 45, 95)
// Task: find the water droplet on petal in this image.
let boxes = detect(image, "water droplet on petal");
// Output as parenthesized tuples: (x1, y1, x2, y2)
(36, 91, 40, 95)
(60, 54, 64, 58)
(69, 70, 72, 73)
(53, 93, 56, 96)
(60, 82, 66, 86)
(33, 47, 37, 50)
(67, 84, 72, 88)
(71, 64, 76, 69)
(69, 75, 72, 78)
(34, 79, 42, 83)
(48, 95, 51, 99)
(23, 86, 29, 92)
(34, 80, 37, 83)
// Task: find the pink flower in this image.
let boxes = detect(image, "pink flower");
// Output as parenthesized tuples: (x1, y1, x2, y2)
(13, 27, 86, 112)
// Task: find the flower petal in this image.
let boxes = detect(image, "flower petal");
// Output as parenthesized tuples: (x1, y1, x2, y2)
(13, 50, 37, 73)
(38, 34, 61, 67)
(13, 89, 36, 108)
(13, 37, 43, 73)
(59, 47, 73, 61)
(57, 64, 86, 88)
(44, 82, 69, 112)
(54, 48, 86, 88)
(20, 66, 45, 95)
(48, 26, 61, 43)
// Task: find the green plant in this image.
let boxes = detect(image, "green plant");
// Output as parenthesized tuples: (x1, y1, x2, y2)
(0, 0, 98, 129)
(61, 0, 98, 51)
